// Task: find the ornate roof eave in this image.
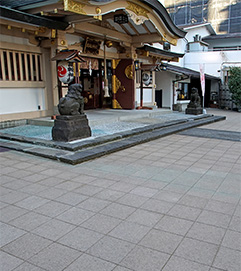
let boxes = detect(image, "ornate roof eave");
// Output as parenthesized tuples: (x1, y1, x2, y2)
(0, 0, 186, 46)
(51, 50, 86, 62)
(0, 5, 69, 30)
(62, 0, 186, 45)
(137, 45, 184, 62)
(165, 64, 221, 80)
(140, 0, 186, 39)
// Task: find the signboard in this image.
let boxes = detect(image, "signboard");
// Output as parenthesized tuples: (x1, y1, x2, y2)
(83, 38, 101, 55)
(114, 14, 128, 24)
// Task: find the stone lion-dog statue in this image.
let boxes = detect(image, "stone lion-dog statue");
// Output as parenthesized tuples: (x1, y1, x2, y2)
(58, 83, 84, 115)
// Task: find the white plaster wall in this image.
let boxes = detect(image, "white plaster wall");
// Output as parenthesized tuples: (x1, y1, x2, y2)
(153, 42, 164, 51)
(0, 35, 31, 45)
(135, 87, 153, 104)
(66, 34, 81, 45)
(0, 88, 46, 114)
(184, 27, 211, 41)
(170, 38, 187, 55)
(184, 50, 241, 76)
(169, 26, 210, 55)
(155, 71, 176, 108)
(100, 42, 118, 53)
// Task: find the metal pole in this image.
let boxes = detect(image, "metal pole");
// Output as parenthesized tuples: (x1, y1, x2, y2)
(104, 41, 107, 83)
(140, 70, 143, 108)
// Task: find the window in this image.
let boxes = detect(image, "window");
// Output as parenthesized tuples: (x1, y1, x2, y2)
(0, 49, 42, 82)
(177, 83, 189, 100)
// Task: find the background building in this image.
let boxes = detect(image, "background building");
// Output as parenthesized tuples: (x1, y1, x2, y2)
(155, 0, 241, 110)
(163, 0, 241, 34)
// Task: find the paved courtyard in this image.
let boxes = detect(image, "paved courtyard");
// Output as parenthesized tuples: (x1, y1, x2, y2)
(0, 109, 240, 271)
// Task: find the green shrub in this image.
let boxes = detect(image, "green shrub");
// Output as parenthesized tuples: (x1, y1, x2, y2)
(228, 67, 241, 108)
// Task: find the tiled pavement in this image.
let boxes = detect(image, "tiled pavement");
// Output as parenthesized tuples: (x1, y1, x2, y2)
(0, 109, 240, 271)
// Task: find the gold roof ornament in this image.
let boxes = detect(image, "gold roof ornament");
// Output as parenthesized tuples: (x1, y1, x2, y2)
(63, 0, 86, 15)
(126, 1, 149, 25)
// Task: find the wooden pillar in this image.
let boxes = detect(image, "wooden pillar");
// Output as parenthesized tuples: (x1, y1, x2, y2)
(50, 45, 59, 115)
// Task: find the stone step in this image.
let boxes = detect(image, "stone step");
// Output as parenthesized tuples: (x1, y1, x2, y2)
(0, 115, 225, 165)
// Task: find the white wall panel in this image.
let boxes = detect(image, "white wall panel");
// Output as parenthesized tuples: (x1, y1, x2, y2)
(135, 87, 153, 104)
(0, 88, 46, 114)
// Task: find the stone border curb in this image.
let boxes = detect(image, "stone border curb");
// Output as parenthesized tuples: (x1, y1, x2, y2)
(0, 115, 225, 165)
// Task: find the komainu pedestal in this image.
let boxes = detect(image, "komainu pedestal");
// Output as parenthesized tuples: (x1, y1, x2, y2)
(52, 83, 91, 142)
(52, 115, 91, 142)
(186, 87, 203, 115)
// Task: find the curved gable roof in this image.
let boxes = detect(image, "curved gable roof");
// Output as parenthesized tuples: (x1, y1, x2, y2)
(140, 0, 186, 38)
(0, 0, 186, 45)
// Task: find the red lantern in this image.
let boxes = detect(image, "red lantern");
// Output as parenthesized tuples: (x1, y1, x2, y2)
(57, 61, 74, 84)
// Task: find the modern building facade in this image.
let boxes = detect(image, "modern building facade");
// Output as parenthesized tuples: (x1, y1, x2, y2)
(156, 0, 241, 111)
(163, 0, 241, 34)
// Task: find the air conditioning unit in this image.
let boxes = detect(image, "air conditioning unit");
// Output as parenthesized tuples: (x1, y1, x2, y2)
(194, 34, 201, 42)
(163, 42, 170, 51)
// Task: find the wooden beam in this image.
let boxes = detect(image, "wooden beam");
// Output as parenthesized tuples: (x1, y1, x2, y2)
(0, 41, 42, 53)
(6, 51, 12, 81)
(0, 19, 51, 39)
(64, 14, 96, 23)
(29, 54, 34, 81)
(0, 50, 6, 81)
(132, 33, 163, 44)
(19, 52, 24, 81)
(13, 52, 18, 81)
(24, 53, 29, 81)
(127, 21, 139, 36)
(119, 24, 131, 36)
(25, 3, 64, 15)
(142, 23, 151, 35)
(35, 54, 39, 81)
(132, 42, 144, 48)
(0, 18, 40, 32)
(0, 81, 45, 88)
(74, 22, 132, 43)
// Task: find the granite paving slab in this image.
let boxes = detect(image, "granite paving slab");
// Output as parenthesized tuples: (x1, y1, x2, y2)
(179, 128, 241, 141)
(0, 109, 240, 271)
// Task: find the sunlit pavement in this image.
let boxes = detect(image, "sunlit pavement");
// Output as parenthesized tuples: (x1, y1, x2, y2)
(1, 108, 240, 271)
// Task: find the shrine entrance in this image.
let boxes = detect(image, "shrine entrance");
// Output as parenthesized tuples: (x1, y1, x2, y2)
(80, 69, 101, 110)
(56, 55, 113, 110)
(78, 58, 101, 110)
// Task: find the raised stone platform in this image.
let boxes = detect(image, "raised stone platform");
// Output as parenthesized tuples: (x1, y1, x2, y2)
(52, 115, 91, 142)
(0, 114, 226, 165)
(185, 108, 203, 115)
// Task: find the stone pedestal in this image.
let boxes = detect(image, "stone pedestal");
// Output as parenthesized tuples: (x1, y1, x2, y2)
(52, 114, 91, 142)
(185, 107, 203, 115)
